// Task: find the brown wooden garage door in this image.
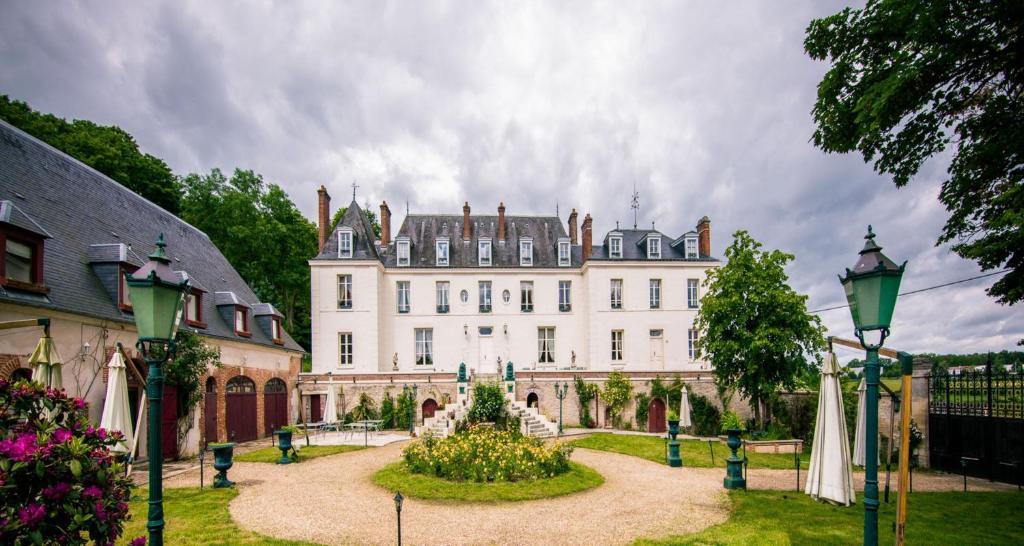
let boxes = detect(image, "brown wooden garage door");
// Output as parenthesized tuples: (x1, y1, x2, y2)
(226, 376, 257, 443)
(263, 378, 288, 435)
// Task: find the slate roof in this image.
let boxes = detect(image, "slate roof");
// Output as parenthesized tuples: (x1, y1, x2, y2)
(590, 229, 716, 262)
(313, 199, 380, 261)
(0, 121, 302, 353)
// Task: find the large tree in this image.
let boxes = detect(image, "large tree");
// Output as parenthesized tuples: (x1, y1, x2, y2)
(805, 1, 1024, 313)
(695, 231, 826, 427)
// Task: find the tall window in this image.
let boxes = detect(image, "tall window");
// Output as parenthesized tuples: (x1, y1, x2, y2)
(479, 281, 492, 312)
(339, 332, 353, 366)
(186, 290, 204, 327)
(538, 327, 555, 364)
(647, 237, 661, 259)
(234, 307, 249, 336)
(558, 280, 571, 312)
(415, 328, 433, 365)
(688, 329, 699, 360)
(436, 281, 450, 313)
(687, 279, 699, 309)
(338, 229, 353, 258)
(397, 281, 411, 313)
(397, 239, 410, 267)
(611, 330, 624, 361)
(478, 239, 492, 266)
(271, 317, 282, 343)
(609, 236, 623, 258)
(519, 238, 533, 266)
(610, 279, 623, 309)
(558, 239, 571, 266)
(685, 237, 698, 259)
(337, 275, 353, 309)
(649, 279, 661, 309)
(520, 281, 534, 312)
(436, 239, 449, 266)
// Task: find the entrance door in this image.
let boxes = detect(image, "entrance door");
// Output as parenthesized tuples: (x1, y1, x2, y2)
(161, 384, 179, 459)
(527, 392, 539, 408)
(649, 330, 665, 369)
(263, 378, 288, 435)
(478, 328, 495, 374)
(648, 398, 667, 433)
(421, 399, 438, 423)
(204, 377, 218, 445)
(226, 376, 258, 442)
(310, 395, 322, 423)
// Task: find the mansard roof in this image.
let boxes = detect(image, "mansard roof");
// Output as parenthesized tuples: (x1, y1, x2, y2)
(591, 229, 714, 261)
(314, 199, 380, 261)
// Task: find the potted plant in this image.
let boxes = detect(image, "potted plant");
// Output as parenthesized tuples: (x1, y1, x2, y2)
(667, 408, 680, 438)
(720, 412, 746, 489)
(273, 425, 299, 464)
(208, 442, 236, 488)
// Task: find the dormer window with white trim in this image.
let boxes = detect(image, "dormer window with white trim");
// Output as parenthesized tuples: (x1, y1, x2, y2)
(685, 237, 698, 259)
(435, 238, 449, 267)
(337, 228, 353, 259)
(397, 237, 410, 267)
(647, 236, 662, 259)
(478, 238, 492, 267)
(609, 234, 623, 259)
(557, 238, 571, 267)
(519, 237, 533, 267)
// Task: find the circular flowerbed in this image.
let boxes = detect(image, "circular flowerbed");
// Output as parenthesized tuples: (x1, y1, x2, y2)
(404, 427, 571, 482)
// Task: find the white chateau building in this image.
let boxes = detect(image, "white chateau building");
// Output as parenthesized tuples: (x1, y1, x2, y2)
(300, 186, 720, 432)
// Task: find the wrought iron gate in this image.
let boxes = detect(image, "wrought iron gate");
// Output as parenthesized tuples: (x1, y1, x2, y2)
(928, 363, 1023, 483)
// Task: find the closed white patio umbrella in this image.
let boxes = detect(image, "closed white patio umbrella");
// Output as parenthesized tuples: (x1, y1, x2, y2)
(99, 351, 133, 453)
(322, 383, 339, 424)
(29, 334, 63, 390)
(679, 384, 692, 429)
(853, 378, 878, 466)
(805, 353, 855, 505)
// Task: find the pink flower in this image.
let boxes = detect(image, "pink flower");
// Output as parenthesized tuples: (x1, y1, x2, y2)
(18, 503, 45, 528)
(82, 485, 104, 500)
(130, 536, 147, 546)
(93, 501, 107, 522)
(73, 398, 87, 410)
(96, 428, 107, 440)
(2, 433, 40, 462)
(42, 482, 72, 501)
(52, 428, 72, 443)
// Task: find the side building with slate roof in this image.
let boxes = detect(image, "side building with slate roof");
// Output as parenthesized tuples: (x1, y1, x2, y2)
(0, 121, 304, 458)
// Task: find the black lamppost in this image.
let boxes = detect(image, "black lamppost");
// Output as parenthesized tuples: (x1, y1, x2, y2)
(553, 382, 569, 435)
(125, 235, 190, 546)
(839, 226, 905, 546)
(394, 491, 404, 546)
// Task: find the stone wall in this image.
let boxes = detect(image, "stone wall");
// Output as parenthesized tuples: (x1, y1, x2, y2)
(202, 355, 302, 445)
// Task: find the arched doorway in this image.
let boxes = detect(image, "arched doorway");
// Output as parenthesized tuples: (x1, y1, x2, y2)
(421, 398, 438, 423)
(204, 377, 218, 445)
(647, 398, 667, 433)
(10, 368, 32, 382)
(226, 376, 257, 442)
(264, 378, 288, 435)
(527, 392, 539, 408)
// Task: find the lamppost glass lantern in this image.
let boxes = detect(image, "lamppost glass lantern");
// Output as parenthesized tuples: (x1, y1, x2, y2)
(839, 226, 905, 335)
(126, 234, 190, 343)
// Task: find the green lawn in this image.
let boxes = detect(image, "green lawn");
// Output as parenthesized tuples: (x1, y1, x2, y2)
(121, 488, 315, 545)
(234, 444, 366, 463)
(637, 490, 1024, 545)
(372, 461, 604, 502)
(572, 433, 809, 469)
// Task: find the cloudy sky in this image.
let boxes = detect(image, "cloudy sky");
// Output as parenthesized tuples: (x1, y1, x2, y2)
(1, 1, 1020, 357)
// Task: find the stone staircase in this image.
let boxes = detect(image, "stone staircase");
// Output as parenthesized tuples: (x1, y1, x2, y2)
(507, 399, 559, 439)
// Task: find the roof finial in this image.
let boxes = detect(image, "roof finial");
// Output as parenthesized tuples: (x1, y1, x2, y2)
(630, 179, 640, 229)
(351, 180, 359, 202)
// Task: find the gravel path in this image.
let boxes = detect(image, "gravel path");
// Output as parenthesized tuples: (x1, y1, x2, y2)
(166, 442, 729, 545)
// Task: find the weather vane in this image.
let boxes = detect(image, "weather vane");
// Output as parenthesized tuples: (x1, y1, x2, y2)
(630, 180, 640, 229)
(351, 180, 359, 202)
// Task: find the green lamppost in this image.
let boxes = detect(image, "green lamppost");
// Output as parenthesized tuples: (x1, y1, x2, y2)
(553, 382, 568, 435)
(839, 226, 905, 546)
(125, 234, 190, 546)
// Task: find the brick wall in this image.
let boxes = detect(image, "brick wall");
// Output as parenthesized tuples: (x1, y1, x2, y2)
(201, 354, 301, 444)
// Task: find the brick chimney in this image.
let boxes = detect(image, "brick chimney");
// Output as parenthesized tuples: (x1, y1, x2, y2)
(380, 201, 392, 247)
(317, 185, 331, 251)
(568, 209, 578, 245)
(497, 202, 506, 241)
(697, 216, 711, 257)
(462, 201, 471, 240)
(581, 213, 593, 261)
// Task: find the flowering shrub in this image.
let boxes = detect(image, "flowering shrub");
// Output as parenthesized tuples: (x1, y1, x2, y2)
(403, 426, 573, 482)
(0, 379, 136, 545)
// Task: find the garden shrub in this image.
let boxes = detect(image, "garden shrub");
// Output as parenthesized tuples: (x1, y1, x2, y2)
(351, 393, 378, 422)
(602, 371, 633, 428)
(634, 391, 651, 431)
(688, 392, 721, 436)
(468, 382, 505, 423)
(403, 427, 573, 482)
(395, 390, 415, 431)
(380, 392, 395, 429)
(573, 376, 598, 428)
(0, 379, 137, 545)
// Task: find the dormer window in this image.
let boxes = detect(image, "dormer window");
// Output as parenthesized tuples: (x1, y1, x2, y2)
(338, 228, 353, 259)
(186, 289, 206, 328)
(397, 237, 410, 267)
(609, 234, 623, 259)
(271, 317, 283, 344)
(118, 264, 138, 312)
(519, 237, 533, 267)
(558, 238, 570, 267)
(685, 237, 698, 259)
(1, 231, 46, 291)
(234, 306, 250, 337)
(435, 238, 449, 267)
(478, 238, 492, 267)
(647, 236, 662, 259)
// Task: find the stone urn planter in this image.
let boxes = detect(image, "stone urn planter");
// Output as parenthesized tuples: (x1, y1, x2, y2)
(723, 429, 746, 489)
(667, 419, 680, 439)
(210, 443, 236, 488)
(666, 419, 682, 467)
(273, 430, 296, 464)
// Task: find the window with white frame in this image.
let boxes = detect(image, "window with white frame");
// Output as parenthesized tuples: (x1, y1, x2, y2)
(520, 281, 534, 312)
(478, 238, 492, 266)
(519, 238, 533, 266)
(479, 281, 492, 312)
(415, 328, 433, 365)
(337, 274, 353, 309)
(558, 280, 571, 312)
(687, 279, 699, 309)
(339, 332, 353, 366)
(609, 235, 623, 258)
(397, 238, 410, 267)
(649, 279, 661, 309)
(538, 327, 555, 364)
(234, 307, 249, 335)
(610, 279, 623, 309)
(397, 281, 411, 313)
(435, 239, 449, 266)
(338, 229, 353, 258)
(688, 328, 699, 360)
(558, 239, 570, 266)
(436, 281, 450, 313)
(611, 330, 624, 361)
(647, 236, 661, 259)
(685, 237, 698, 259)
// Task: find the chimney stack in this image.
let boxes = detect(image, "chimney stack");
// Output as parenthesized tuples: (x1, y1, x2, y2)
(568, 209, 578, 245)
(697, 216, 711, 257)
(462, 202, 471, 240)
(497, 202, 506, 241)
(380, 200, 392, 247)
(317, 185, 331, 251)
(581, 213, 593, 261)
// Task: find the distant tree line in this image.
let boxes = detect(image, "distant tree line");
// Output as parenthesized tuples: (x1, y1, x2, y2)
(845, 350, 1024, 378)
